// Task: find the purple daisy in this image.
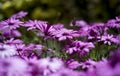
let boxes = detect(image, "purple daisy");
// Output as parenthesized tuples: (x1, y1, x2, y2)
(98, 34, 119, 45)
(78, 26, 89, 36)
(87, 23, 108, 42)
(36, 21, 54, 39)
(4, 38, 25, 54)
(0, 30, 21, 39)
(0, 18, 23, 30)
(4, 38, 23, 45)
(24, 20, 54, 39)
(106, 17, 120, 28)
(70, 18, 88, 27)
(51, 28, 79, 41)
(64, 40, 94, 55)
(70, 20, 88, 27)
(52, 23, 64, 30)
(23, 20, 40, 30)
(11, 30, 22, 37)
(18, 43, 44, 59)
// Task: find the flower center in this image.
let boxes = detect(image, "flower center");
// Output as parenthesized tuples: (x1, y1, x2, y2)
(63, 33, 69, 36)
(0, 48, 6, 51)
(8, 22, 14, 26)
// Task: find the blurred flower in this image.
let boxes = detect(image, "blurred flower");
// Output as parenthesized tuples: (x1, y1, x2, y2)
(70, 20, 88, 27)
(78, 26, 89, 36)
(4, 38, 25, 52)
(98, 34, 119, 45)
(52, 23, 64, 30)
(70, 18, 88, 27)
(0, 30, 21, 39)
(75, 20, 88, 27)
(0, 44, 17, 58)
(109, 48, 120, 67)
(19, 43, 44, 59)
(27, 57, 64, 76)
(93, 49, 120, 76)
(4, 38, 23, 45)
(11, 30, 21, 37)
(0, 57, 28, 76)
(79, 59, 96, 69)
(95, 60, 115, 76)
(65, 59, 80, 69)
(10, 11, 28, 19)
(49, 68, 83, 76)
(106, 17, 120, 28)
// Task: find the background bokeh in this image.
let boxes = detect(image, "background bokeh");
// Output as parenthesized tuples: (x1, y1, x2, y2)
(0, 0, 120, 24)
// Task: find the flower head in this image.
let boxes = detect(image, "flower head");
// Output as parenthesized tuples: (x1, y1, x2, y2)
(52, 28, 79, 41)
(106, 17, 120, 28)
(98, 34, 119, 45)
(64, 40, 94, 55)
(24, 20, 54, 39)
(0, 18, 23, 30)
(70, 19, 88, 27)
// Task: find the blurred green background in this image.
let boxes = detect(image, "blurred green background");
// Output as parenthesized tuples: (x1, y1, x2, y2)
(0, 0, 120, 24)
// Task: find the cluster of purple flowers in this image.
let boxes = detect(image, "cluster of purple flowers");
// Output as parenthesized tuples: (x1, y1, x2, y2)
(63, 40, 94, 55)
(0, 11, 120, 76)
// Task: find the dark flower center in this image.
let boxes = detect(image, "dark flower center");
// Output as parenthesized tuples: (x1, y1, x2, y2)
(8, 22, 14, 26)
(80, 46, 86, 50)
(115, 21, 120, 24)
(0, 48, 6, 51)
(63, 33, 69, 36)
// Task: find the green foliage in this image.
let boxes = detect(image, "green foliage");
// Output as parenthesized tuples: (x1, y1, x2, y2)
(0, 0, 120, 24)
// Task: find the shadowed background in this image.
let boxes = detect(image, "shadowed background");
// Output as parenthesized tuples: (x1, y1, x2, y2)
(0, 0, 120, 24)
